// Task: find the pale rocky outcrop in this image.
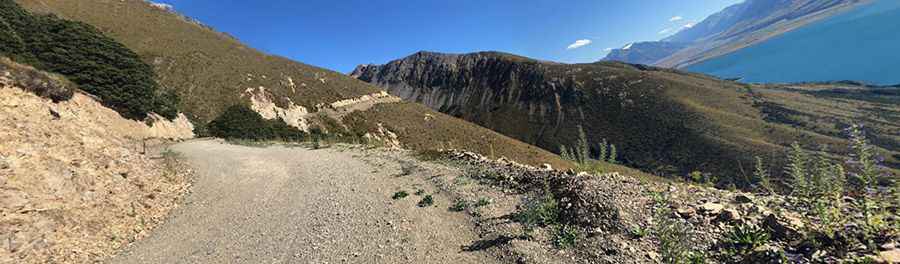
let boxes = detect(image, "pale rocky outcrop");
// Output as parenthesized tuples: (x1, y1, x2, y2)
(0, 85, 192, 263)
(244, 86, 400, 133)
(243, 86, 311, 131)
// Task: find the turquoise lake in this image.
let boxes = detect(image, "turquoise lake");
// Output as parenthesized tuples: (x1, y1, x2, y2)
(687, 0, 900, 85)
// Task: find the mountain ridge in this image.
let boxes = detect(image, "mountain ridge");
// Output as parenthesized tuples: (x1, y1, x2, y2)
(601, 0, 865, 68)
(353, 51, 900, 181)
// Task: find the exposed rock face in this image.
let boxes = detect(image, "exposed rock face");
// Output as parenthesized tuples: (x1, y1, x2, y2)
(602, 41, 689, 65)
(0, 84, 193, 263)
(242, 86, 401, 133)
(352, 51, 759, 178)
(244, 86, 311, 131)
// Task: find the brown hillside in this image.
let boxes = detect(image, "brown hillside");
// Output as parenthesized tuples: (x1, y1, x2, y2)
(14, 0, 569, 168)
(352, 51, 899, 183)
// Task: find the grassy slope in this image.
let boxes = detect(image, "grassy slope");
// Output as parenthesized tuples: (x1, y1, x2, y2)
(357, 53, 899, 181)
(17, 0, 376, 122)
(15, 0, 570, 168)
(752, 84, 900, 169)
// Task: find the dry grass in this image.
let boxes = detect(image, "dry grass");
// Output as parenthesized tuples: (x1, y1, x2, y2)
(16, 0, 377, 122)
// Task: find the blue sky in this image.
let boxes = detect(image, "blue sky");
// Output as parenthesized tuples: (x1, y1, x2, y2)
(153, 0, 742, 73)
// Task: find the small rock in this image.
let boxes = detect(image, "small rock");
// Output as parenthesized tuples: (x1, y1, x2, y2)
(0, 156, 8, 170)
(646, 251, 660, 261)
(746, 244, 785, 264)
(716, 208, 742, 223)
(879, 249, 900, 263)
(699, 202, 725, 215)
(763, 213, 805, 241)
(882, 243, 897, 250)
(734, 194, 754, 204)
(675, 206, 696, 219)
(540, 163, 553, 170)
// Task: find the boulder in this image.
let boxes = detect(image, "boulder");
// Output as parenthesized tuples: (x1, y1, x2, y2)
(878, 249, 900, 263)
(675, 206, 696, 219)
(734, 193, 754, 204)
(699, 202, 725, 215)
(540, 163, 553, 171)
(763, 213, 805, 241)
(716, 208, 742, 223)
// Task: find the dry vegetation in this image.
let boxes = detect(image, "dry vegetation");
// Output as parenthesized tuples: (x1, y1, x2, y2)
(0, 71, 193, 263)
(354, 52, 900, 186)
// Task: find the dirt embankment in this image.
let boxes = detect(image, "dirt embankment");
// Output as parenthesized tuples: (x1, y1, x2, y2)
(0, 83, 194, 263)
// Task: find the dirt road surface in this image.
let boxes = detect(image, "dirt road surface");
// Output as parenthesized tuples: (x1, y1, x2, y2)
(109, 139, 499, 264)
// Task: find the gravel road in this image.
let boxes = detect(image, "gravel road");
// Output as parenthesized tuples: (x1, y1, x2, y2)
(109, 139, 498, 263)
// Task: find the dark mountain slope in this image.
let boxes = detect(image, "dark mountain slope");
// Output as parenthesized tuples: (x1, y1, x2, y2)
(353, 51, 899, 182)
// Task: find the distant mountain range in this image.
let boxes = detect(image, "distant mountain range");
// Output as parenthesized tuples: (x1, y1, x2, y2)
(352, 51, 900, 180)
(602, 0, 865, 68)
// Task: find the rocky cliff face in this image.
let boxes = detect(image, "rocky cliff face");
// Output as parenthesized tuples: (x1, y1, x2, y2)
(352, 51, 774, 179)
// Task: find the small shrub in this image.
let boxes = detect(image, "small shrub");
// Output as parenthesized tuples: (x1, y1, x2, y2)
(723, 224, 770, 257)
(629, 225, 649, 239)
(598, 138, 608, 162)
(414, 189, 425, 196)
(0, 57, 74, 102)
(786, 142, 810, 203)
(651, 192, 697, 264)
(392, 191, 409, 200)
(608, 144, 618, 163)
(516, 193, 560, 236)
(417, 195, 434, 207)
(474, 197, 491, 207)
(753, 156, 774, 194)
(206, 105, 307, 141)
(449, 200, 469, 212)
(554, 225, 580, 249)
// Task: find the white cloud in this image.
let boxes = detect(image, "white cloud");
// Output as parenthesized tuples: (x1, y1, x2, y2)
(566, 39, 592, 50)
(669, 16, 684, 22)
(658, 28, 674, 35)
(683, 22, 696, 28)
(603, 47, 614, 52)
(622, 43, 633, 50)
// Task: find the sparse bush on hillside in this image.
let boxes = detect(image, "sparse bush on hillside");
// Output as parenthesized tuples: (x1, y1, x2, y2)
(754, 127, 897, 261)
(598, 138, 608, 162)
(786, 142, 811, 202)
(846, 124, 894, 241)
(0, 0, 177, 119)
(206, 105, 307, 141)
(516, 192, 561, 237)
(650, 192, 700, 264)
(753, 156, 774, 194)
(722, 224, 770, 258)
(609, 144, 618, 164)
(0, 57, 74, 101)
